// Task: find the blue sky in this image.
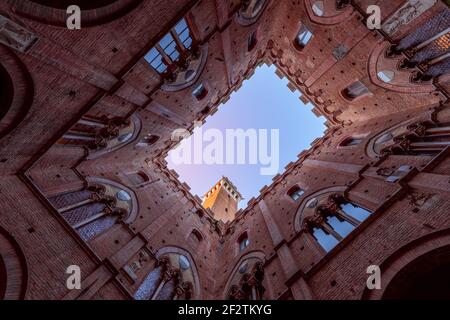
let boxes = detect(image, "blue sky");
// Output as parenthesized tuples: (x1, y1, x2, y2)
(166, 64, 326, 209)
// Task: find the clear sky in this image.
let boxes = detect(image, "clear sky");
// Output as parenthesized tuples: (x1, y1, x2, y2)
(166, 64, 326, 209)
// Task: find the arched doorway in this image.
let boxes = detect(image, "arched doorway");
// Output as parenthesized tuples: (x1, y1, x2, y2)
(382, 245, 450, 300)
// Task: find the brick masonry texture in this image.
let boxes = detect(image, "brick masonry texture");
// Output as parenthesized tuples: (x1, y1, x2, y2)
(0, 0, 449, 300)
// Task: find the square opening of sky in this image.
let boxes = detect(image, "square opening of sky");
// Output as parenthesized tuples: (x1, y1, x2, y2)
(166, 64, 326, 209)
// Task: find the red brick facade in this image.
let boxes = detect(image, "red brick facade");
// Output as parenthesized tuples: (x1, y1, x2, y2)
(0, 0, 449, 300)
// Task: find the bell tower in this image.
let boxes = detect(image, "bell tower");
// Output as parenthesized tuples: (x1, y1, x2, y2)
(202, 177, 243, 223)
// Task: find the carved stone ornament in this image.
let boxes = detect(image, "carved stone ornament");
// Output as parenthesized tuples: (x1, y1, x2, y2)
(333, 44, 349, 61)
(408, 192, 436, 208)
(382, 0, 437, 36)
(406, 122, 430, 137)
(0, 15, 38, 52)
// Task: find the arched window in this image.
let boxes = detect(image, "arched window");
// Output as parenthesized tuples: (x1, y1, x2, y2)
(134, 252, 196, 300)
(188, 229, 203, 247)
(377, 70, 395, 83)
(387, 10, 450, 61)
(58, 115, 140, 158)
(145, 18, 193, 76)
(192, 83, 208, 101)
(339, 136, 364, 147)
(227, 257, 265, 300)
(312, 1, 324, 16)
(127, 171, 150, 187)
(144, 17, 209, 91)
(238, 232, 250, 252)
(248, 31, 258, 51)
(304, 195, 372, 252)
(341, 80, 370, 101)
(380, 121, 450, 156)
(287, 185, 305, 201)
(384, 9, 450, 82)
(48, 182, 135, 241)
(294, 25, 313, 50)
(136, 134, 160, 148)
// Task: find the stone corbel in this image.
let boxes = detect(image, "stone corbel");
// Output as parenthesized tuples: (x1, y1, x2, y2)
(406, 122, 430, 137)
(87, 135, 108, 150)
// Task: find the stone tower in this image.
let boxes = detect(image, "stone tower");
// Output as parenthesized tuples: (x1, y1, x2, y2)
(202, 177, 243, 223)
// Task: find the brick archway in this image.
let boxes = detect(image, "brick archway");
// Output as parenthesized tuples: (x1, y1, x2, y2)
(382, 245, 450, 299)
(0, 47, 33, 141)
(11, 0, 143, 27)
(362, 228, 450, 300)
(28, 0, 118, 10)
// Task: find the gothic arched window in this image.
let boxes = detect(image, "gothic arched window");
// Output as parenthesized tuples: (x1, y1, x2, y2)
(227, 257, 265, 300)
(380, 121, 450, 156)
(134, 252, 196, 300)
(144, 17, 208, 91)
(303, 195, 372, 252)
(49, 182, 135, 241)
(58, 115, 140, 158)
(387, 9, 450, 82)
(145, 18, 193, 76)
